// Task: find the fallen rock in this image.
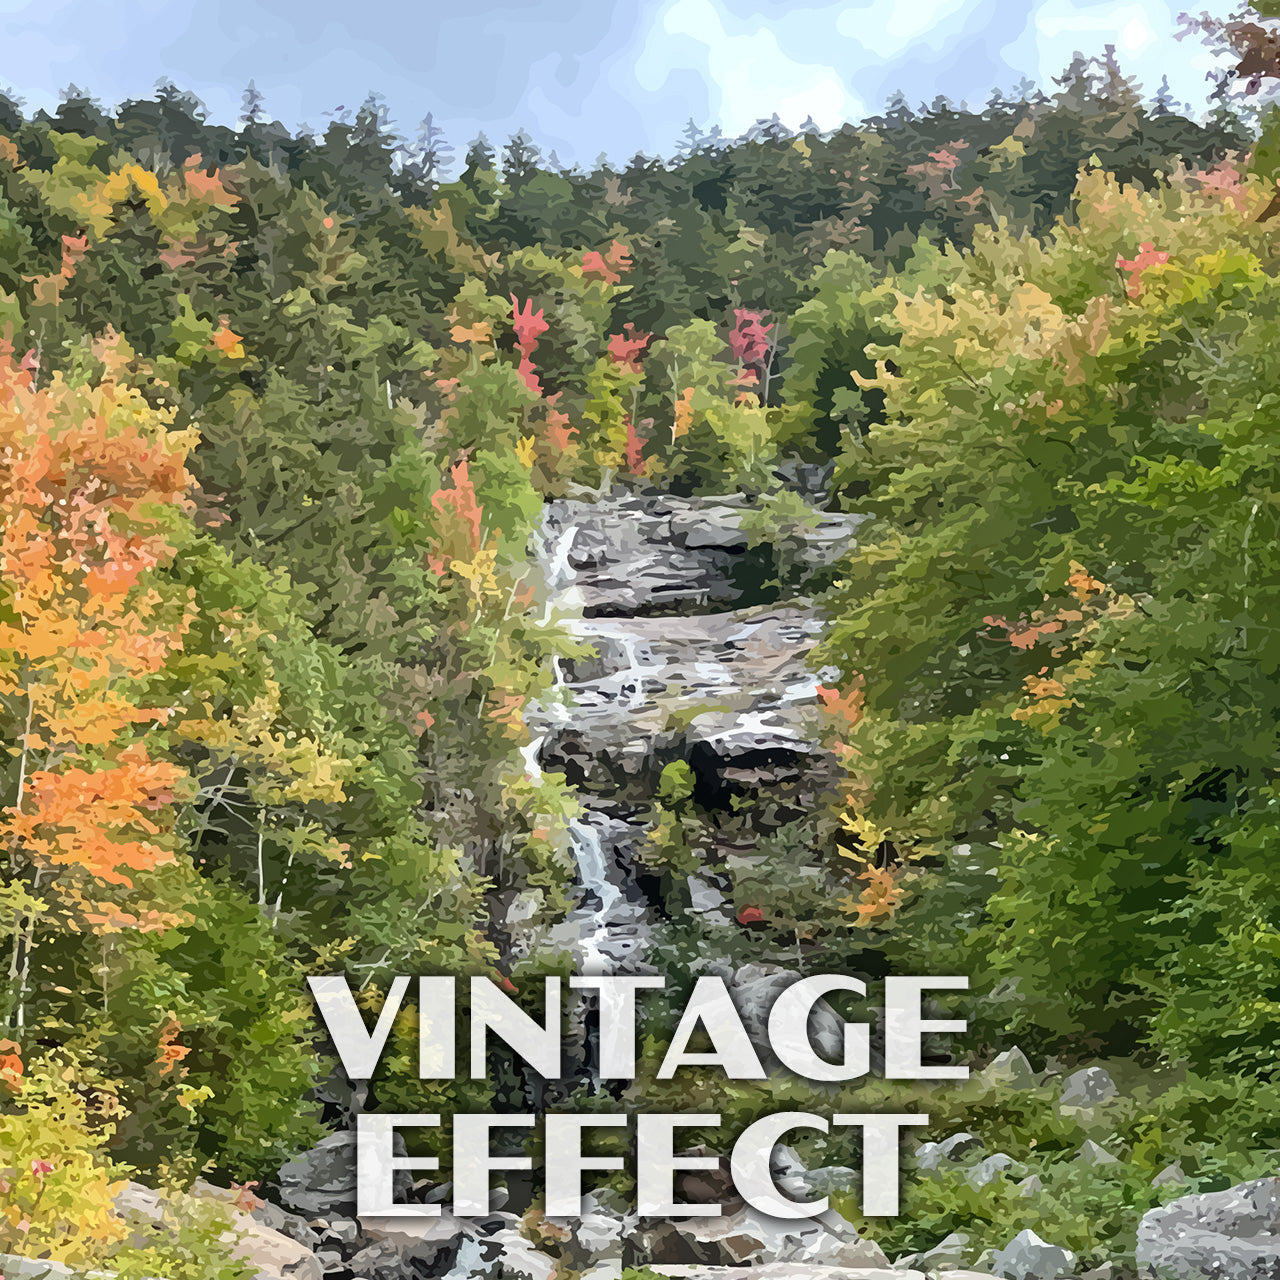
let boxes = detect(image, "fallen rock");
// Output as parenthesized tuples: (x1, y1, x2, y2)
(1136, 1177, 1280, 1280)
(321, 1216, 360, 1245)
(1058, 1067, 1117, 1109)
(223, 1209, 325, 1280)
(358, 1209, 470, 1264)
(991, 1229, 1076, 1280)
(114, 1181, 324, 1280)
(966, 1154, 1021, 1190)
(1015, 1175, 1043, 1198)
(488, 1229, 558, 1280)
(190, 1181, 315, 1235)
(1150, 1161, 1187, 1187)
(347, 1237, 409, 1280)
(981, 1048, 1037, 1091)
(644, 1268, 920, 1280)
(1076, 1139, 1118, 1167)
(276, 1130, 413, 1217)
(647, 1205, 887, 1269)
(917, 1133, 982, 1172)
(548, 1206, 629, 1269)
(0, 1255, 76, 1280)
(919, 1231, 971, 1269)
(1081, 1265, 1117, 1280)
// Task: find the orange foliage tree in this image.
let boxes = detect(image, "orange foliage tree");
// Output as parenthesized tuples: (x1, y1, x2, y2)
(0, 336, 195, 1032)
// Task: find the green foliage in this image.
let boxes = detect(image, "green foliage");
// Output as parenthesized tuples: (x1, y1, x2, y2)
(0, 58, 1268, 1271)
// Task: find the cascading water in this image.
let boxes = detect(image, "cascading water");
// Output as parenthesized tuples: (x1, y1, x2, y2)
(523, 494, 860, 982)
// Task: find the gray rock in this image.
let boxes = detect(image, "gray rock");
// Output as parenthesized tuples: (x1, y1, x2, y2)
(689, 961, 857, 1079)
(536, 495, 862, 617)
(1015, 1175, 1043, 1198)
(920, 1231, 971, 1269)
(1058, 1067, 1117, 1109)
(1076, 1140, 1118, 1167)
(991, 1230, 1076, 1280)
(644, 1268, 919, 1280)
(1150, 1161, 1187, 1187)
(358, 1210, 469, 1263)
(916, 1133, 981, 1173)
(487, 1229, 557, 1280)
(0, 1255, 76, 1280)
(653, 1205, 887, 1269)
(1081, 1265, 1116, 1280)
(322, 1217, 360, 1245)
(937, 1273, 1000, 1280)
(575, 1211, 627, 1262)
(546, 1206, 630, 1270)
(966, 1155, 1020, 1190)
(1136, 1177, 1280, 1280)
(981, 1048, 1037, 1091)
(278, 1131, 413, 1217)
(347, 1239, 409, 1280)
(114, 1181, 323, 1280)
(223, 1209, 325, 1280)
(580, 1266, 624, 1280)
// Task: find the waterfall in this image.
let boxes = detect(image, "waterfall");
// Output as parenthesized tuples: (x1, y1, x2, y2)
(567, 817, 629, 976)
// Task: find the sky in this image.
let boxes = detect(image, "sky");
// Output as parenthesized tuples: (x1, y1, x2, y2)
(0, 0, 1240, 168)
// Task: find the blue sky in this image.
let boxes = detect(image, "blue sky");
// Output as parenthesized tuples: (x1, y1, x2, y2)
(1, 0, 1237, 167)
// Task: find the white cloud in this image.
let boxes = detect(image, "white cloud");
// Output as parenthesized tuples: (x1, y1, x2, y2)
(636, 0, 864, 135)
(836, 0, 978, 60)
(1000, 0, 1233, 104)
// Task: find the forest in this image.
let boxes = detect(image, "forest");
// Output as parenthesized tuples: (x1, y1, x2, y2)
(3, 4, 1280, 1276)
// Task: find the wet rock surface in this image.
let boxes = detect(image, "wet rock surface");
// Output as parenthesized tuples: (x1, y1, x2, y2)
(525, 492, 859, 974)
(539, 493, 863, 617)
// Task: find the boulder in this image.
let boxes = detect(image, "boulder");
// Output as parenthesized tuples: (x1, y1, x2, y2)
(276, 1130, 413, 1217)
(190, 1183, 321, 1251)
(991, 1229, 1076, 1280)
(1075, 1140, 1118, 1167)
(918, 1231, 971, 1270)
(917, 1133, 982, 1172)
(644, 1268, 918, 1280)
(1150, 1161, 1187, 1188)
(980, 1048, 1037, 1091)
(652, 1205, 888, 1269)
(221, 1209, 324, 1280)
(965, 1154, 1021, 1190)
(580, 1266, 624, 1280)
(113, 1181, 324, 1280)
(1058, 1067, 1117, 1109)
(1081, 1265, 1116, 1280)
(347, 1238, 409, 1280)
(358, 1209, 470, 1264)
(489, 1229, 558, 1280)
(1015, 1175, 1043, 1198)
(1136, 1177, 1280, 1280)
(0, 1255, 76, 1280)
(436, 1229, 557, 1280)
(573, 1211, 627, 1264)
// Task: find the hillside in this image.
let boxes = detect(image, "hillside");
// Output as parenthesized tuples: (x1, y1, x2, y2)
(1, 55, 1279, 1278)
